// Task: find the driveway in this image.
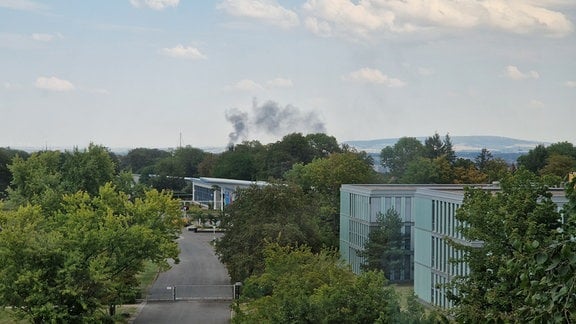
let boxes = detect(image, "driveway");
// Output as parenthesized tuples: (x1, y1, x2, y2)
(133, 231, 232, 324)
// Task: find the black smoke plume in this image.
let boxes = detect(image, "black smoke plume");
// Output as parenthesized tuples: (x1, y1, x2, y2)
(225, 99, 326, 146)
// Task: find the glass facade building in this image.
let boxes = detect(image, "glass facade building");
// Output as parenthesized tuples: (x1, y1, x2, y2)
(340, 184, 568, 308)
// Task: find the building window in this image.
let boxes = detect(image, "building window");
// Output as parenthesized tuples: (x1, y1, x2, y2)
(432, 200, 436, 232)
(405, 197, 412, 222)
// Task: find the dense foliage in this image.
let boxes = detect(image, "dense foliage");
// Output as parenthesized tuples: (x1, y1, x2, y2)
(0, 147, 29, 198)
(234, 244, 437, 324)
(215, 183, 330, 282)
(379, 132, 511, 184)
(235, 244, 399, 323)
(446, 169, 575, 322)
(285, 151, 380, 246)
(0, 145, 182, 323)
(517, 142, 576, 184)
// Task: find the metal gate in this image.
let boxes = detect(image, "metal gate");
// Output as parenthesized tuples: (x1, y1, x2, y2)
(147, 284, 241, 301)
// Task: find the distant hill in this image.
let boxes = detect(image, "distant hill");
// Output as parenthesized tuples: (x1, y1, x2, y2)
(344, 136, 548, 154)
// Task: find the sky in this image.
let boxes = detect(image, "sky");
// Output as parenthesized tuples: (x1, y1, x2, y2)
(1, 0, 575, 150)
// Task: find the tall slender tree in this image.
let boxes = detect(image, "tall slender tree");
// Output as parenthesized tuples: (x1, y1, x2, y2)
(358, 209, 406, 280)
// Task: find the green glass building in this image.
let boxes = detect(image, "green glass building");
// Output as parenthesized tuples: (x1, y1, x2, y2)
(340, 183, 568, 308)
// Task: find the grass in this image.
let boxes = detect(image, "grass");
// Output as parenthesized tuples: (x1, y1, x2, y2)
(392, 284, 414, 311)
(136, 260, 161, 298)
(0, 308, 28, 324)
(0, 262, 162, 324)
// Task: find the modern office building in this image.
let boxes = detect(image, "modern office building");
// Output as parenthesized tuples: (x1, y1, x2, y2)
(340, 184, 439, 281)
(185, 177, 268, 210)
(340, 183, 568, 308)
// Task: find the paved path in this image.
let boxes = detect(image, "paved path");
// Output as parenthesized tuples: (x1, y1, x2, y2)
(133, 231, 232, 324)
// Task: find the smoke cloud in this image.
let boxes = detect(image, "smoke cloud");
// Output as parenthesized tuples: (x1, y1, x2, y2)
(225, 99, 326, 145)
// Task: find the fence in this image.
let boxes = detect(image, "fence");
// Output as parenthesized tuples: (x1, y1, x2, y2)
(147, 283, 241, 302)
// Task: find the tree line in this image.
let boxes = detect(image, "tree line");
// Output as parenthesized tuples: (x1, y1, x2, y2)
(1, 134, 575, 322)
(0, 144, 182, 322)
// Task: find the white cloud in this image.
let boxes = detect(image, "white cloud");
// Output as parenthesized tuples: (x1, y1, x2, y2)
(129, 0, 179, 10)
(228, 79, 265, 91)
(31, 33, 63, 42)
(303, 0, 399, 38)
(344, 68, 406, 87)
(34, 76, 75, 92)
(0, 0, 46, 11)
(504, 65, 540, 80)
(227, 78, 293, 91)
(304, 17, 332, 37)
(302, 0, 574, 40)
(218, 0, 299, 28)
(481, 1, 573, 37)
(266, 77, 293, 88)
(160, 45, 207, 60)
(564, 81, 576, 88)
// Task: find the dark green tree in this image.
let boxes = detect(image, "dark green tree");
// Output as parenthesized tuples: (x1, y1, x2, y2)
(215, 183, 326, 282)
(0, 148, 29, 198)
(358, 209, 407, 280)
(547, 141, 576, 159)
(474, 148, 493, 173)
(424, 133, 455, 164)
(119, 148, 171, 173)
(517, 144, 549, 174)
(304, 133, 341, 158)
(380, 137, 425, 179)
(173, 146, 206, 177)
(211, 146, 258, 180)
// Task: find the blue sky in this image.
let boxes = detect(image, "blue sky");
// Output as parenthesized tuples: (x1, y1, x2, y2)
(1, 0, 575, 149)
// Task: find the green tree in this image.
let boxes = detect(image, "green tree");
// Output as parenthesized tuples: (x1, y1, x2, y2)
(235, 244, 406, 324)
(380, 137, 425, 179)
(402, 157, 454, 184)
(446, 169, 564, 322)
(540, 154, 576, 179)
(6, 150, 64, 210)
(547, 141, 576, 159)
(474, 148, 493, 173)
(453, 158, 488, 184)
(505, 176, 576, 322)
(424, 133, 455, 164)
(60, 144, 117, 196)
(285, 152, 378, 247)
(120, 148, 171, 173)
(358, 209, 407, 281)
(0, 184, 182, 323)
(215, 183, 326, 282)
(484, 158, 511, 183)
(0, 148, 29, 198)
(6, 146, 119, 209)
(304, 133, 341, 158)
(197, 152, 218, 177)
(211, 146, 258, 180)
(173, 146, 206, 177)
(400, 157, 439, 184)
(517, 144, 549, 174)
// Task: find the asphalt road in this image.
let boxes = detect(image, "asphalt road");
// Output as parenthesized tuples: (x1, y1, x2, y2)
(133, 231, 232, 324)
